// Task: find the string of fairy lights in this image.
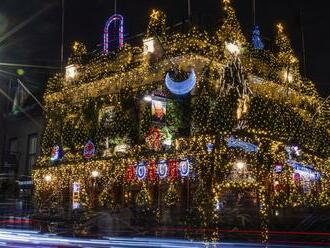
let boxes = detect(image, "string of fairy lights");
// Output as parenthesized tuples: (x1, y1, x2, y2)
(33, 0, 329, 242)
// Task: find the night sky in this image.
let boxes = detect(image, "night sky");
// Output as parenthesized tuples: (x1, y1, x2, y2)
(0, 0, 329, 97)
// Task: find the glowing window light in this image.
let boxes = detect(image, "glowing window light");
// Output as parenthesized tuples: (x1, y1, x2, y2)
(283, 71, 293, 83)
(103, 14, 124, 54)
(225, 42, 240, 55)
(143, 37, 155, 54)
(65, 64, 77, 80)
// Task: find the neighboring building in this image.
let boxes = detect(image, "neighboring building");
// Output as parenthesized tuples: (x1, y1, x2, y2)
(0, 79, 43, 213)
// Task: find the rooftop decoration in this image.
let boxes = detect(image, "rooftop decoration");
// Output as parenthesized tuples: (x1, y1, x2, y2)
(103, 14, 124, 53)
(165, 69, 197, 95)
(252, 25, 264, 49)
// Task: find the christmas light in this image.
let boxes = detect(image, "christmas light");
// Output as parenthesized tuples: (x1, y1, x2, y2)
(143, 95, 152, 102)
(225, 42, 240, 54)
(91, 170, 100, 178)
(235, 161, 246, 170)
(44, 175, 52, 182)
(32, 2, 330, 244)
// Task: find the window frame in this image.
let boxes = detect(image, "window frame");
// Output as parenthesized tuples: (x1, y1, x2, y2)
(26, 133, 38, 173)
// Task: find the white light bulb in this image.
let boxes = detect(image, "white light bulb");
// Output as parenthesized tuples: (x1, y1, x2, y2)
(236, 161, 246, 170)
(143, 95, 152, 102)
(225, 42, 240, 55)
(91, 170, 100, 178)
(44, 175, 52, 182)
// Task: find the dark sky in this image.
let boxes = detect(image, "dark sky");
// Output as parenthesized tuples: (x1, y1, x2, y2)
(0, 0, 329, 97)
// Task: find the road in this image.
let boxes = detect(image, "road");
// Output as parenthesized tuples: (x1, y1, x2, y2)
(0, 229, 326, 248)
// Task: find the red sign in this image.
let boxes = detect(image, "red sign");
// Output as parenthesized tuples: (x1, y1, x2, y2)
(126, 165, 135, 181)
(168, 159, 178, 179)
(147, 162, 157, 181)
(83, 140, 95, 159)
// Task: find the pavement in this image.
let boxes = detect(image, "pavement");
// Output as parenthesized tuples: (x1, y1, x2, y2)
(0, 229, 327, 248)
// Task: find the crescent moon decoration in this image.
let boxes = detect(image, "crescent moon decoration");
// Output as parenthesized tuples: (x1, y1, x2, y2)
(165, 69, 197, 95)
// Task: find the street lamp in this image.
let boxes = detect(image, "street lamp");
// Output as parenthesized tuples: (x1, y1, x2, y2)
(91, 170, 100, 209)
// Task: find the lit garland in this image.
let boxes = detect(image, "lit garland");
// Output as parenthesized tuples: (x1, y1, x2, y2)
(33, 0, 329, 243)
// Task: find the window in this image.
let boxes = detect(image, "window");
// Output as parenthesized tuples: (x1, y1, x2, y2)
(8, 138, 18, 154)
(26, 134, 38, 174)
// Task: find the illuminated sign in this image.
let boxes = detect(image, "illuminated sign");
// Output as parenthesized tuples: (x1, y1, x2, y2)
(287, 160, 321, 181)
(226, 136, 258, 153)
(136, 162, 147, 180)
(72, 182, 81, 209)
(83, 140, 95, 159)
(125, 158, 192, 181)
(50, 145, 63, 162)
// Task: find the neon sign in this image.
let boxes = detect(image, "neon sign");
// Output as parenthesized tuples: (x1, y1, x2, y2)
(103, 14, 124, 54)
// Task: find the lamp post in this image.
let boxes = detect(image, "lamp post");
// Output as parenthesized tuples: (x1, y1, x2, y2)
(91, 170, 100, 209)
